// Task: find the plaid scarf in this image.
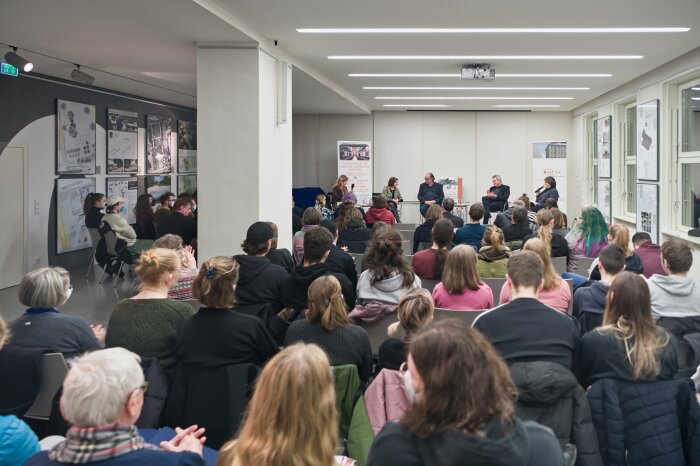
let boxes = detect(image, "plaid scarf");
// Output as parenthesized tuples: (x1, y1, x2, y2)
(48, 424, 157, 464)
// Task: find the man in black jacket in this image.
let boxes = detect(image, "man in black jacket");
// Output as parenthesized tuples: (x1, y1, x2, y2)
(417, 173, 444, 218)
(481, 174, 510, 224)
(319, 219, 358, 289)
(441, 198, 464, 228)
(502, 207, 532, 242)
(156, 197, 197, 245)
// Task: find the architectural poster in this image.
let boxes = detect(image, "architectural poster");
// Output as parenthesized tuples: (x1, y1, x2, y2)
(636, 183, 659, 243)
(107, 109, 138, 174)
(146, 115, 172, 174)
(106, 177, 138, 224)
(637, 100, 659, 181)
(177, 120, 197, 173)
(56, 99, 96, 174)
(56, 177, 95, 254)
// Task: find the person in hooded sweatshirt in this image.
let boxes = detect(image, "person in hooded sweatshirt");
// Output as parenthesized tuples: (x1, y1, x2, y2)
(364, 195, 396, 226)
(648, 238, 700, 319)
(366, 319, 564, 466)
(632, 232, 666, 278)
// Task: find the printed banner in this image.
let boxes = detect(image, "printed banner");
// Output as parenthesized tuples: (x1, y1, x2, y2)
(532, 141, 567, 213)
(338, 141, 372, 205)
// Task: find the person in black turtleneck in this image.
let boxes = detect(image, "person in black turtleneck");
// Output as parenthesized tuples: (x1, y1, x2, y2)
(83, 192, 106, 229)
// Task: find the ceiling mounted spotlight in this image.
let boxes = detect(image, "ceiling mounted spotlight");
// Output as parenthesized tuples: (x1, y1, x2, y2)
(71, 65, 95, 85)
(4, 47, 33, 72)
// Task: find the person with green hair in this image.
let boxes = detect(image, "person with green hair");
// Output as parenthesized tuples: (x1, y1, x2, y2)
(565, 207, 609, 259)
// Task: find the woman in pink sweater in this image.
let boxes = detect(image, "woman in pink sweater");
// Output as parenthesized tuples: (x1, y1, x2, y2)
(432, 245, 493, 310)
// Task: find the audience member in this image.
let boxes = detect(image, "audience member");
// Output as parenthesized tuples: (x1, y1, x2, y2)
(265, 221, 295, 273)
(216, 344, 337, 466)
(366, 320, 563, 466)
(176, 256, 278, 369)
(292, 207, 322, 263)
(285, 275, 372, 382)
(473, 251, 580, 371)
(632, 232, 666, 278)
(523, 209, 570, 259)
(152, 234, 198, 300)
(25, 348, 205, 466)
(337, 207, 372, 254)
(417, 172, 444, 218)
(589, 224, 642, 280)
(412, 218, 453, 280)
(292, 202, 303, 235)
(331, 174, 349, 207)
(502, 207, 531, 242)
(481, 174, 510, 224)
(153, 192, 176, 225)
(578, 272, 677, 387)
(518, 194, 538, 225)
(292, 198, 304, 218)
(432, 245, 493, 310)
(382, 176, 403, 222)
(412, 204, 442, 253)
(83, 192, 105, 229)
(565, 207, 608, 259)
(494, 199, 526, 229)
(157, 197, 197, 246)
(364, 195, 396, 226)
(441, 198, 464, 228)
(533, 176, 560, 212)
(314, 193, 333, 220)
(454, 202, 487, 250)
(7, 267, 103, 360)
(648, 238, 700, 319)
(378, 289, 434, 371)
(477, 226, 511, 278)
(550, 207, 569, 236)
(106, 248, 194, 376)
(319, 219, 358, 289)
(134, 194, 156, 239)
(102, 195, 153, 257)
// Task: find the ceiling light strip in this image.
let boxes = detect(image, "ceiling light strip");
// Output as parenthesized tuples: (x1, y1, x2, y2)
(492, 104, 561, 108)
(331, 55, 642, 60)
(364, 86, 589, 90)
(383, 104, 452, 107)
(375, 96, 573, 100)
(300, 27, 688, 34)
(350, 73, 612, 77)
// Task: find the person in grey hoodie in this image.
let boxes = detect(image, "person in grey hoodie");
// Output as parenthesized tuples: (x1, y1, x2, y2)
(648, 239, 700, 319)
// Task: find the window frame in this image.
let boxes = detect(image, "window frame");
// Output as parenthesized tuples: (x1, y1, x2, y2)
(677, 78, 700, 232)
(617, 100, 637, 221)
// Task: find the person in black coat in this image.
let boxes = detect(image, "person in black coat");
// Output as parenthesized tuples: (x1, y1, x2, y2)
(338, 208, 372, 254)
(481, 174, 510, 224)
(522, 209, 570, 259)
(441, 198, 464, 228)
(417, 173, 444, 218)
(157, 197, 197, 245)
(502, 207, 532, 242)
(533, 176, 560, 212)
(412, 205, 442, 253)
(319, 219, 358, 289)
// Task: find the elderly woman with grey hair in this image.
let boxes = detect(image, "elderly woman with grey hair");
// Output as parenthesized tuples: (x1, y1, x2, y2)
(7, 267, 104, 360)
(24, 348, 205, 466)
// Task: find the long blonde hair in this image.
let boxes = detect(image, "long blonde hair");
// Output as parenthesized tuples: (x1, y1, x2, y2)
(387, 289, 434, 337)
(608, 224, 633, 258)
(334, 175, 348, 195)
(535, 210, 554, 252)
(307, 276, 351, 331)
(217, 344, 337, 466)
(442, 245, 483, 293)
(523, 238, 561, 291)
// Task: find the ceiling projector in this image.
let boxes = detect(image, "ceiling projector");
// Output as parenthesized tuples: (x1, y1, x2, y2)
(461, 64, 495, 80)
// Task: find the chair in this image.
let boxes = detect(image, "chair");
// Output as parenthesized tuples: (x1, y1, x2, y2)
(552, 256, 567, 275)
(416, 241, 432, 252)
(349, 253, 364, 274)
(24, 353, 69, 421)
(433, 308, 485, 326)
(420, 278, 439, 293)
(398, 229, 415, 241)
(98, 221, 135, 287)
(359, 313, 397, 356)
(482, 277, 507, 305)
(85, 227, 101, 279)
(574, 257, 596, 278)
(395, 223, 416, 231)
(401, 240, 412, 255)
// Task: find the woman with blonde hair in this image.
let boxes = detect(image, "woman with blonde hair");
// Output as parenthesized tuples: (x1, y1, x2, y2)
(176, 256, 279, 369)
(589, 224, 643, 280)
(285, 275, 372, 382)
(432, 245, 494, 310)
(217, 343, 338, 466)
(331, 174, 349, 207)
(378, 289, 434, 371)
(550, 208, 569, 237)
(523, 209, 570, 259)
(579, 272, 677, 387)
(106, 248, 194, 376)
(499, 238, 571, 312)
(477, 226, 511, 278)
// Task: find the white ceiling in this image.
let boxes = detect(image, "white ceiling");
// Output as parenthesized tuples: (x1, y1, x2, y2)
(3, 0, 700, 113)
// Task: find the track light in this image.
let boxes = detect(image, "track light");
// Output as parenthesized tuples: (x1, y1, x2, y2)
(71, 65, 95, 85)
(4, 47, 33, 72)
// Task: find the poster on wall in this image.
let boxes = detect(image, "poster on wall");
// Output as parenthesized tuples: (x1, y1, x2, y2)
(56, 99, 96, 175)
(637, 100, 659, 181)
(146, 115, 172, 174)
(532, 141, 567, 213)
(56, 177, 95, 254)
(436, 177, 462, 203)
(106, 177, 138, 224)
(145, 175, 172, 200)
(178, 175, 197, 196)
(177, 121, 197, 173)
(596, 116, 612, 178)
(597, 179, 612, 224)
(107, 109, 138, 174)
(338, 141, 372, 205)
(637, 183, 659, 244)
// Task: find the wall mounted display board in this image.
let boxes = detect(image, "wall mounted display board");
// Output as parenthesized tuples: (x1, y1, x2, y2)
(146, 115, 172, 174)
(532, 141, 568, 213)
(178, 175, 197, 196)
(56, 177, 95, 254)
(177, 120, 197, 173)
(106, 177, 138, 224)
(436, 177, 462, 203)
(56, 99, 96, 174)
(107, 109, 138, 174)
(637, 100, 660, 181)
(636, 183, 659, 244)
(145, 175, 172, 200)
(596, 116, 612, 179)
(597, 179, 612, 224)
(338, 141, 372, 205)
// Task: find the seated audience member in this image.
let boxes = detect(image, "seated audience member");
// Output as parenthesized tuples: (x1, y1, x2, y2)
(153, 191, 176, 225)
(134, 194, 156, 239)
(550, 207, 569, 236)
(442, 198, 464, 228)
(106, 248, 195, 377)
(292, 207, 322, 263)
(632, 232, 666, 278)
(432, 245, 493, 310)
(337, 207, 372, 254)
(378, 289, 434, 371)
(532, 176, 560, 212)
(366, 320, 563, 466)
(342, 191, 363, 215)
(417, 172, 444, 218)
(572, 244, 626, 331)
(319, 219, 358, 289)
(234, 222, 287, 309)
(8, 267, 103, 360)
(382, 176, 403, 222)
(292, 207, 303, 235)
(648, 238, 700, 319)
(454, 202, 488, 251)
(565, 207, 608, 259)
(102, 195, 153, 257)
(331, 174, 349, 207)
(314, 193, 333, 220)
(364, 195, 395, 226)
(473, 251, 580, 371)
(518, 194, 538, 225)
(176, 256, 278, 369)
(412, 204, 443, 254)
(157, 197, 197, 246)
(292, 198, 304, 219)
(500, 238, 571, 312)
(280, 227, 355, 311)
(481, 174, 510, 224)
(25, 348, 205, 466)
(151, 234, 198, 300)
(83, 192, 105, 229)
(589, 224, 642, 280)
(502, 207, 531, 242)
(285, 276, 372, 382)
(412, 219, 453, 280)
(494, 199, 526, 229)
(578, 272, 677, 387)
(265, 221, 295, 273)
(477, 226, 511, 278)
(217, 344, 337, 466)
(523, 209, 570, 259)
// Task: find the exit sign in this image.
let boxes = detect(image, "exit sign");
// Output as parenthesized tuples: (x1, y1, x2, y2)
(1, 63, 18, 77)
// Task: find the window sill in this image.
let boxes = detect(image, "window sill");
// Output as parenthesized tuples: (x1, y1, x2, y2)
(613, 215, 636, 225)
(661, 229, 700, 247)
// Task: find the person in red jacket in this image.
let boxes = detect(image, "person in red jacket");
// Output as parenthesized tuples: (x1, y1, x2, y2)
(632, 232, 666, 278)
(364, 195, 396, 226)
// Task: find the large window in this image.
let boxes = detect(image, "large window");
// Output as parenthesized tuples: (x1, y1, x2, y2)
(622, 103, 637, 217)
(587, 114, 598, 205)
(680, 82, 700, 229)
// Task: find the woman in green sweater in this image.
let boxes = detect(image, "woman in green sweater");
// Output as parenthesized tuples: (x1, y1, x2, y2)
(477, 226, 511, 278)
(105, 248, 194, 377)
(381, 177, 403, 222)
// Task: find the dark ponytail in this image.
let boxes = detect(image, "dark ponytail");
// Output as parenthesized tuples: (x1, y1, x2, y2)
(83, 192, 105, 216)
(431, 219, 454, 280)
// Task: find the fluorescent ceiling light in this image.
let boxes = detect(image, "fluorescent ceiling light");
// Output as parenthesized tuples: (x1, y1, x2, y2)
(692, 87, 700, 91)
(330, 55, 642, 60)
(364, 86, 589, 90)
(383, 104, 452, 107)
(300, 27, 689, 34)
(350, 73, 612, 78)
(492, 105, 561, 108)
(692, 97, 700, 101)
(375, 96, 573, 100)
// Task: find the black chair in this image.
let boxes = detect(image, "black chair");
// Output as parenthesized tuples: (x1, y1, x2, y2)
(98, 221, 135, 287)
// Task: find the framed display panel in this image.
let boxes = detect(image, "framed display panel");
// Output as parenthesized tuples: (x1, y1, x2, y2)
(107, 109, 139, 174)
(636, 183, 659, 244)
(178, 175, 197, 196)
(56, 99, 96, 175)
(106, 177, 138, 224)
(146, 115, 172, 174)
(56, 177, 95, 254)
(637, 100, 660, 181)
(177, 120, 197, 173)
(596, 115, 612, 179)
(597, 179, 612, 224)
(145, 175, 172, 200)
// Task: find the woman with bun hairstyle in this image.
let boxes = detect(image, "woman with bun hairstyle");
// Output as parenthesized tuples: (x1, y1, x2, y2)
(106, 248, 194, 376)
(477, 226, 511, 278)
(523, 209, 570, 259)
(432, 245, 493, 310)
